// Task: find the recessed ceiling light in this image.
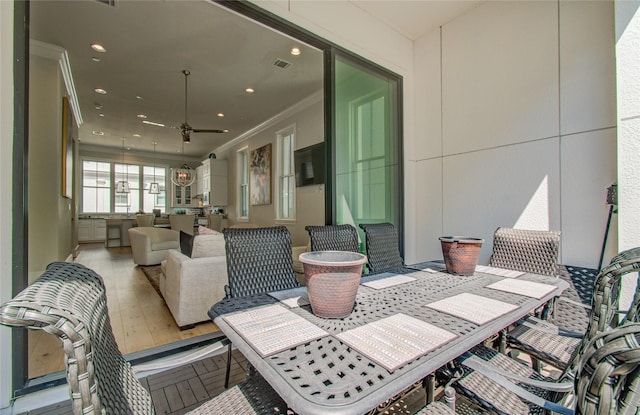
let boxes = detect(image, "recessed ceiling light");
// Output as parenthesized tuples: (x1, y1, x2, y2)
(290, 47, 301, 56)
(136, 95, 143, 100)
(133, 133, 141, 138)
(94, 103, 102, 110)
(137, 114, 147, 119)
(142, 120, 165, 127)
(245, 88, 254, 94)
(98, 113, 105, 117)
(217, 113, 224, 117)
(95, 88, 107, 95)
(91, 57, 101, 62)
(126, 147, 131, 151)
(91, 43, 106, 53)
(92, 131, 104, 136)
(223, 129, 229, 133)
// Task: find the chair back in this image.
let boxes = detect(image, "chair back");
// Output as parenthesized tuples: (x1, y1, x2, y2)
(223, 226, 300, 298)
(170, 214, 195, 235)
(136, 213, 155, 227)
(489, 227, 560, 276)
(0, 262, 154, 415)
(206, 214, 223, 231)
(574, 322, 640, 415)
(359, 223, 404, 274)
(305, 224, 359, 253)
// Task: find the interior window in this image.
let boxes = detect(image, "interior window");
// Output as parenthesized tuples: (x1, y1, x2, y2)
(277, 126, 296, 220)
(238, 147, 249, 219)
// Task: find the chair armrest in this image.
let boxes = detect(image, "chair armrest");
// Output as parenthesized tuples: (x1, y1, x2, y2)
(520, 316, 584, 338)
(459, 353, 574, 415)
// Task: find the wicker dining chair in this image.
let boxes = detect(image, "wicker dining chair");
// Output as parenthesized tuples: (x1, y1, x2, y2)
(507, 247, 640, 373)
(454, 321, 640, 415)
(359, 222, 404, 274)
(222, 226, 301, 388)
(0, 261, 288, 415)
(450, 249, 640, 415)
(305, 224, 360, 253)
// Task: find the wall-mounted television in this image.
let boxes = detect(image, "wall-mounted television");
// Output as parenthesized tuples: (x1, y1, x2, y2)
(294, 142, 325, 187)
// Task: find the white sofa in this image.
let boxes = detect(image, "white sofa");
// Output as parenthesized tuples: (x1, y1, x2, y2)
(128, 227, 180, 266)
(160, 233, 228, 328)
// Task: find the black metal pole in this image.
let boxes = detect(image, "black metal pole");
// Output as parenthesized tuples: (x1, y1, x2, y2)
(599, 204, 614, 270)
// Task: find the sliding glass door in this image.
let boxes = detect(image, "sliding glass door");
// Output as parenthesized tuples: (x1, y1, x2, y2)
(332, 54, 403, 253)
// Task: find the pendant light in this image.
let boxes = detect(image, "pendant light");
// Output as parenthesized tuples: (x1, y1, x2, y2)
(115, 138, 130, 193)
(149, 141, 160, 194)
(170, 139, 196, 187)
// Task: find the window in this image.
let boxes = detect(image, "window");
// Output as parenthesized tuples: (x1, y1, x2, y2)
(238, 147, 249, 219)
(82, 161, 111, 213)
(81, 159, 167, 214)
(277, 126, 296, 220)
(142, 166, 166, 213)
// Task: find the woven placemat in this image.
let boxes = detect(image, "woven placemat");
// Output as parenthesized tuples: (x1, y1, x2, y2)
(336, 314, 457, 372)
(486, 278, 557, 299)
(361, 273, 417, 290)
(223, 304, 327, 356)
(268, 286, 310, 308)
(426, 293, 519, 325)
(475, 265, 524, 278)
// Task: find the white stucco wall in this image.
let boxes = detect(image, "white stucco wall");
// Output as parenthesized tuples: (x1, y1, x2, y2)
(412, 0, 617, 268)
(0, 1, 14, 412)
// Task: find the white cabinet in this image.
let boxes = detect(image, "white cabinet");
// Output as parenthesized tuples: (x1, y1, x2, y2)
(201, 159, 227, 206)
(170, 168, 199, 207)
(196, 165, 204, 196)
(78, 219, 106, 242)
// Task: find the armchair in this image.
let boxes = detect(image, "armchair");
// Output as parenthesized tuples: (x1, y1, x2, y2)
(161, 233, 228, 328)
(128, 227, 179, 266)
(170, 214, 196, 235)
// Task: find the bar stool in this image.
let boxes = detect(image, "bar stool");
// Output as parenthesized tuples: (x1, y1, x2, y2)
(105, 219, 123, 248)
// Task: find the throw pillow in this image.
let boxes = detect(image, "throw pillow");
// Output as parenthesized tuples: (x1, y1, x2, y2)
(180, 231, 195, 258)
(197, 226, 221, 235)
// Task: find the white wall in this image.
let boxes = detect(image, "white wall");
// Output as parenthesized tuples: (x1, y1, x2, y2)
(216, 96, 325, 246)
(0, 1, 13, 411)
(412, 1, 617, 268)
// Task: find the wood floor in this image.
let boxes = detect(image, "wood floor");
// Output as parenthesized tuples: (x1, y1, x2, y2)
(28, 243, 219, 378)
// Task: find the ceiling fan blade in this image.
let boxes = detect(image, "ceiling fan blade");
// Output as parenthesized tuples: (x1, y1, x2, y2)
(192, 128, 225, 134)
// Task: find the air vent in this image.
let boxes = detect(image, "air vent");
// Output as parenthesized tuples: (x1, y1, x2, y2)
(273, 59, 292, 69)
(95, 0, 117, 7)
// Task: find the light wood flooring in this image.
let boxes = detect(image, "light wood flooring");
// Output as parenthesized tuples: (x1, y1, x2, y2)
(28, 243, 219, 378)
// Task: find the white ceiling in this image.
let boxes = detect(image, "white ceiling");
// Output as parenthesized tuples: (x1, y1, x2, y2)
(29, 0, 481, 159)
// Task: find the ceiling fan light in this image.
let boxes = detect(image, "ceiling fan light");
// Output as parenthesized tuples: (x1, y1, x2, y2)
(116, 181, 130, 193)
(149, 182, 160, 194)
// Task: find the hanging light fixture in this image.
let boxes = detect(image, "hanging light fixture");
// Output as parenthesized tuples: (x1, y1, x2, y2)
(115, 138, 130, 193)
(149, 141, 160, 194)
(170, 139, 196, 187)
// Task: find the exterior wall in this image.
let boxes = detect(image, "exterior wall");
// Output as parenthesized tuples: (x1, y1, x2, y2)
(0, 2, 13, 412)
(411, 1, 617, 268)
(216, 97, 325, 247)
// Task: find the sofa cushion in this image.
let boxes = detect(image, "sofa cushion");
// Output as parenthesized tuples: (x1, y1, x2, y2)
(191, 234, 226, 258)
(180, 231, 195, 257)
(152, 240, 179, 251)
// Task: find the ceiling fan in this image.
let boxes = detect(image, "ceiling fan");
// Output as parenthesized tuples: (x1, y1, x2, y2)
(179, 69, 226, 143)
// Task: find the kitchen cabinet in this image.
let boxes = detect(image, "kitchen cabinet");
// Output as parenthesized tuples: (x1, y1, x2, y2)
(78, 219, 106, 242)
(201, 159, 227, 206)
(170, 168, 199, 207)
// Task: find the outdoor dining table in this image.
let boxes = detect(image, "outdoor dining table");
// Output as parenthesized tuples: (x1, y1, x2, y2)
(208, 261, 570, 415)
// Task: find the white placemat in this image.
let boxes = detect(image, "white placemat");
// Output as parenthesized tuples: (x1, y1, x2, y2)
(475, 265, 525, 278)
(361, 274, 417, 290)
(268, 286, 310, 308)
(426, 293, 519, 325)
(223, 304, 327, 357)
(486, 278, 558, 299)
(336, 314, 457, 372)
(406, 265, 439, 273)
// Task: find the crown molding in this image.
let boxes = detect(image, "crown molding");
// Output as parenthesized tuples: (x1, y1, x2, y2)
(30, 40, 83, 128)
(213, 89, 322, 155)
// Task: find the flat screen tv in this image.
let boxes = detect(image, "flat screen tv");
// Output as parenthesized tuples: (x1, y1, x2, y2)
(294, 142, 325, 187)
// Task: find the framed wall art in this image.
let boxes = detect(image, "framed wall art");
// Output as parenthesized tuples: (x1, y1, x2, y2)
(250, 143, 272, 205)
